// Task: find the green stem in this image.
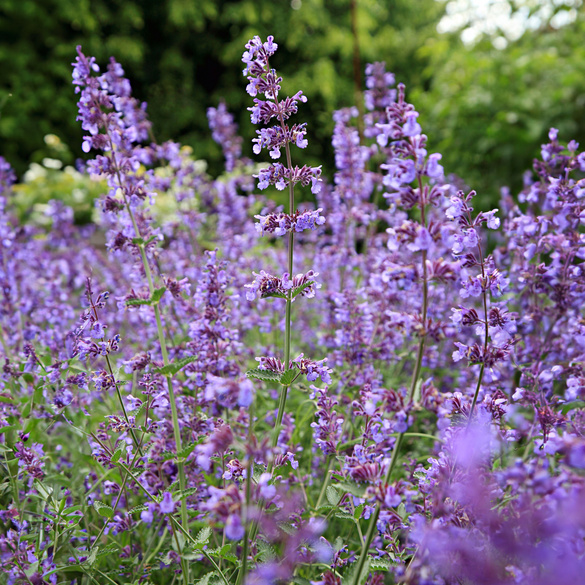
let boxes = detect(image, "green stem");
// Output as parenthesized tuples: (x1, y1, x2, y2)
(91, 436, 229, 585)
(351, 179, 429, 585)
(315, 456, 333, 509)
(467, 231, 490, 424)
(272, 133, 295, 449)
(106, 132, 190, 579)
(236, 399, 255, 585)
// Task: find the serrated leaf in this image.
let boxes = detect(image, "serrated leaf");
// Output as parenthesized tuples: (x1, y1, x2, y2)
(125, 297, 152, 307)
(96, 545, 120, 557)
(151, 286, 167, 303)
(128, 504, 149, 514)
(326, 486, 340, 506)
(207, 544, 237, 563)
(154, 355, 198, 376)
(246, 368, 281, 382)
(111, 447, 123, 464)
(131, 237, 145, 245)
(175, 487, 198, 501)
(337, 482, 367, 498)
(262, 291, 288, 300)
(177, 443, 196, 459)
(334, 510, 354, 520)
(194, 572, 219, 585)
(279, 368, 297, 386)
(84, 546, 98, 567)
(93, 501, 114, 519)
(277, 521, 295, 536)
(291, 280, 315, 299)
(370, 556, 395, 570)
(342, 556, 371, 585)
(195, 525, 212, 545)
(257, 540, 277, 562)
(354, 503, 365, 520)
(125, 286, 167, 308)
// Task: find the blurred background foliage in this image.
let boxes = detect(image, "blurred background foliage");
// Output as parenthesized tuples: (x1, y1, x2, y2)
(1, 0, 584, 205)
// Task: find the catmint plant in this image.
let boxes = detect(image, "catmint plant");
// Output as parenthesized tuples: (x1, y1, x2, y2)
(3, 34, 585, 585)
(241, 35, 326, 445)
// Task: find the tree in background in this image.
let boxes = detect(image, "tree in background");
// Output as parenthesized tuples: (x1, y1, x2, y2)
(1, 0, 583, 205)
(416, 0, 585, 202)
(0, 0, 442, 176)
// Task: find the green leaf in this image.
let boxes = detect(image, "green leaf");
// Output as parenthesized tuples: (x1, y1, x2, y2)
(125, 286, 167, 307)
(128, 504, 149, 515)
(326, 486, 340, 506)
(262, 291, 288, 300)
(34, 480, 54, 503)
(207, 544, 238, 563)
(162, 443, 196, 463)
(154, 355, 198, 377)
(291, 280, 315, 299)
(257, 540, 277, 562)
(84, 546, 98, 567)
(93, 501, 114, 519)
(125, 297, 152, 307)
(561, 400, 585, 415)
(246, 368, 281, 382)
(131, 237, 144, 245)
(96, 545, 121, 557)
(175, 487, 198, 501)
(195, 525, 212, 546)
(194, 572, 219, 585)
(177, 443, 196, 459)
(111, 447, 123, 464)
(342, 556, 371, 585)
(279, 368, 297, 386)
(370, 556, 395, 570)
(337, 482, 367, 498)
(150, 286, 167, 303)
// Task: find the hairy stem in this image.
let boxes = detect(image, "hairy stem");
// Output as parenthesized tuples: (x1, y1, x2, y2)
(468, 231, 490, 423)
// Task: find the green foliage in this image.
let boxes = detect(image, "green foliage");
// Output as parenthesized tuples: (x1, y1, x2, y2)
(10, 140, 104, 225)
(413, 9, 585, 205)
(0, 0, 442, 181)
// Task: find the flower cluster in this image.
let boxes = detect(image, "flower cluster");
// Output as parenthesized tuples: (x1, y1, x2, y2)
(245, 269, 320, 301)
(2, 38, 585, 585)
(255, 208, 326, 236)
(242, 35, 323, 194)
(255, 353, 333, 385)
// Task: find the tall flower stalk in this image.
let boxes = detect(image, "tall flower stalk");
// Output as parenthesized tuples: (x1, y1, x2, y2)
(239, 35, 328, 582)
(242, 36, 325, 442)
(72, 48, 190, 579)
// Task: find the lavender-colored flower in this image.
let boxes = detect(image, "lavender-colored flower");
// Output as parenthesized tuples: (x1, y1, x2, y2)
(242, 35, 323, 195)
(207, 100, 245, 172)
(255, 208, 326, 236)
(159, 492, 175, 514)
(245, 269, 320, 301)
(0, 157, 16, 194)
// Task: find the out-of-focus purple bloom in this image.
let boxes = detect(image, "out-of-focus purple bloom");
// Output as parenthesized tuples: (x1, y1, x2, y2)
(0, 157, 16, 194)
(255, 208, 326, 236)
(159, 492, 175, 514)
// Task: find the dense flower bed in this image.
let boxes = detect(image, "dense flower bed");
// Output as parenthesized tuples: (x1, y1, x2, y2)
(1, 36, 584, 585)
